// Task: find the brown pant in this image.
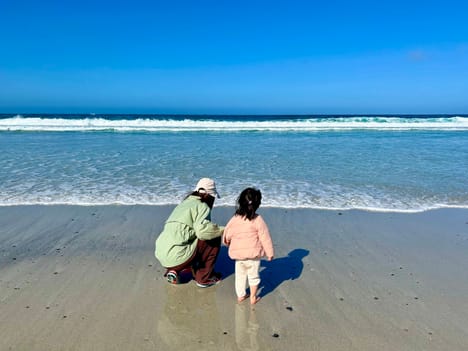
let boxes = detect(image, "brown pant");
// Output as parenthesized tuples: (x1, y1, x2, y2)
(166, 237, 221, 283)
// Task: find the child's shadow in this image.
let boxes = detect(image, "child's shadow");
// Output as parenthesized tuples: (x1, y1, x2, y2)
(259, 248, 309, 298)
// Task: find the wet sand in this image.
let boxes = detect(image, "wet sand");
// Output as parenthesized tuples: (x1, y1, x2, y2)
(1, 205, 467, 350)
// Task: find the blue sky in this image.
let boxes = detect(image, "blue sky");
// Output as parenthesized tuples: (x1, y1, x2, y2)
(1, 0, 467, 114)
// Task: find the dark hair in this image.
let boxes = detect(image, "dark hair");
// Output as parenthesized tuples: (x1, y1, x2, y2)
(186, 191, 215, 209)
(235, 187, 262, 220)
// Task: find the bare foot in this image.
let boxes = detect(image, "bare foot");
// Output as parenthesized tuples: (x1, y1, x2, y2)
(250, 296, 261, 305)
(237, 294, 250, 303)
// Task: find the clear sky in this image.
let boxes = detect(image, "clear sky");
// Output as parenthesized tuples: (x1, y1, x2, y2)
(1, 0, 467, 114)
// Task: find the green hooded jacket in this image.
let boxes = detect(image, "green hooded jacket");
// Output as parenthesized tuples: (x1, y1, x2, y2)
(155, 195, 224, 268)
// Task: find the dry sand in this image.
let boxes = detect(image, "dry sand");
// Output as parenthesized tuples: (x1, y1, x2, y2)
(1, 205, 467, 350)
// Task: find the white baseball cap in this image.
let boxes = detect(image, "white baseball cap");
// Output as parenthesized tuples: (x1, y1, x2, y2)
(194, 178, 220, 198)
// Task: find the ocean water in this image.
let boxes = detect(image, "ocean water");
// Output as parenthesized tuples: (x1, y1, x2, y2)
(1, 114, 468, 212)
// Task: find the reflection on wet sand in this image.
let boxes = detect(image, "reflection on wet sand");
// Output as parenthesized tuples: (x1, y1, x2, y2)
(235, 304, 259, 351)
(157, 284, 223, 350)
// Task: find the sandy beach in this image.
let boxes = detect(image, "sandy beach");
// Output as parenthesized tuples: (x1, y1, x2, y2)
(1, 205, 467, 350)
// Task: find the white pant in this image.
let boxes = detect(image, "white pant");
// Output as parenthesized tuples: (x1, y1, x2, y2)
(235, 259, 261, 298)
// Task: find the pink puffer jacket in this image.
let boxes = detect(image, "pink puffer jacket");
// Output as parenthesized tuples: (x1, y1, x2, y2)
(223, 214, 274, 260)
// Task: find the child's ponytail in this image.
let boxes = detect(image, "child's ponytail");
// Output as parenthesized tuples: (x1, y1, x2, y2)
(235, 187, 262, 220)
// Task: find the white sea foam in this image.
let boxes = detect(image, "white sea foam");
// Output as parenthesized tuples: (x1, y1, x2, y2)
(1, 185, 467, 213)
(1, 116, 468, 132)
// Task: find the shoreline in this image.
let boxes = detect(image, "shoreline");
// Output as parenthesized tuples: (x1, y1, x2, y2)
(1, 205, 467, 350)
(2, 202, 468, 213)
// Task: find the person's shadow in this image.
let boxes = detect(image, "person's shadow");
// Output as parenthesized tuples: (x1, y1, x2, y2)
(214, 245, 235, 279)
(259, 248, 309, 298)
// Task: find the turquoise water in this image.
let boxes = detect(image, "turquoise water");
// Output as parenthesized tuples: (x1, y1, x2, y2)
(1, 114, 467, 211)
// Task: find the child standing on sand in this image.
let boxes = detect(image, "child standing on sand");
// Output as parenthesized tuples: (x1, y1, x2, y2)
(223, 188, 274, 304)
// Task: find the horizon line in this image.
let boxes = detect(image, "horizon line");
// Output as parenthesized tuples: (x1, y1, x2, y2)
(1, 112, 468, 117)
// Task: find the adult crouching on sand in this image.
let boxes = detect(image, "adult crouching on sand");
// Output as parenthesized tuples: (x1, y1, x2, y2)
(155, 178, 224, 288)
